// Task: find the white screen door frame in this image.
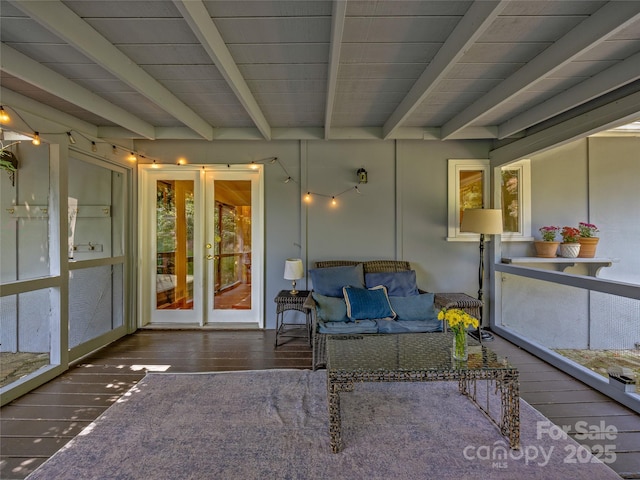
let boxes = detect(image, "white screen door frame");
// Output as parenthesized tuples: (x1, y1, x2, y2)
(138, 165, 264, 327)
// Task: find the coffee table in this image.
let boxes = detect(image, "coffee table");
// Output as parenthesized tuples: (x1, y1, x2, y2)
(326, 333, 520, 453)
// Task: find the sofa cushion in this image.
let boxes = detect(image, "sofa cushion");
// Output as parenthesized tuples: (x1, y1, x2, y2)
(376, 319, 442, 334)
(365, 270, 419, 297)
(389, 293, 438, 321)
(311, 292, 349, 322)
(343, 285, 396, 321)
(309, 264, 365, 297)
(317, 319, 378, 334)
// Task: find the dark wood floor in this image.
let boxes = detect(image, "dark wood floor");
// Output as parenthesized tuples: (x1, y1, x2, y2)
(1, 330, 639, 479)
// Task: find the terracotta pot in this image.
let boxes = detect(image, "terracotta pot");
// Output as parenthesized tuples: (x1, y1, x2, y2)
(534, 241, 559, 258)
(578, 237, 599, 258)
(560, 243, 581, 258)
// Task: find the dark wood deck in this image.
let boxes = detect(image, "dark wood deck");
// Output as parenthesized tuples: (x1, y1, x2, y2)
(1, 330, 638, 479)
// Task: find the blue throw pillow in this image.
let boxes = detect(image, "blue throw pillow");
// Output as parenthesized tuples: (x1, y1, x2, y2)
(389, 293, 437, 321)
(312, 292, 349, 322)
(343, 285, 396, 320)
(309, 264, 365, 297)
(365, 270, 419, 296)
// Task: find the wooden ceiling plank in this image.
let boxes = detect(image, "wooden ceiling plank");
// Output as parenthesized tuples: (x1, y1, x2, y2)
(324, 0, 347, 140)
(12, 0, 213, 140)
(1, 45, 155, 139)
(174, 0, 272, 140)
(442, 1, 640, 139)
(499, 50, 640, 139)
(382, 0, 510, 139)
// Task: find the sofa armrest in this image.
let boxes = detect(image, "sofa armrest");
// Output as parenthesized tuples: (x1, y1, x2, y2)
(434, 292, 482, 320)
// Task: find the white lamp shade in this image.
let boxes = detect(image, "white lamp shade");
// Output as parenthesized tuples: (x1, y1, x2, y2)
(284, 258, 304, 280)
(460, 209, 503, 234)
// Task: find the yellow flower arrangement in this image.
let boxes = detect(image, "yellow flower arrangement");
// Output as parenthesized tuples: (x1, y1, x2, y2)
(438, 308, 479, 360)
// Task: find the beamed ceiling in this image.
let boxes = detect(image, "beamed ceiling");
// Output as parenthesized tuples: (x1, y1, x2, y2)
(1, 0, 640, 145)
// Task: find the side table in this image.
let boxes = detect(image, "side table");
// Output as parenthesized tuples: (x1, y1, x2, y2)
(274, 290, 311, 347)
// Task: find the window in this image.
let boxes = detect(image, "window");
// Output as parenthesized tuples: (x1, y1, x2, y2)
(447, 158, 531, 241)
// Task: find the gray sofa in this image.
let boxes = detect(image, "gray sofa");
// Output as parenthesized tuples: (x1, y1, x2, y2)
(305, 260, 482, 370)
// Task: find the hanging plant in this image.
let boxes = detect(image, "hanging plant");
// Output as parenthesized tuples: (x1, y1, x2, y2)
(0, 145, 19, 186)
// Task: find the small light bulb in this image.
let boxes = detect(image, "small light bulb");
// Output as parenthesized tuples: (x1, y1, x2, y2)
(0, 106, 10, 123)
(304, 192, 312, 203)
(113, 145, 118, 155)
(91, 141, 97, 152)
(128, 152, 137, 162)
(331, 196, 337, 207)
(151, 159, 159, 169)
(67, 132, 76, 144)
(284, 176, 291, 183)
(250, 161, 258, 170)
(32, 132, 41, 146)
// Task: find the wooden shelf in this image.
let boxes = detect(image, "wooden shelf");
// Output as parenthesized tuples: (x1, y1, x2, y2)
(501, 257, 613, 276)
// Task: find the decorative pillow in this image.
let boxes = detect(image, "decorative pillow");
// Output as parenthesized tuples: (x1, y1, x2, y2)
(364, 270, 419, 297)
(389, 293, 437, 321)
(343, 285, 396, 321)
(309, 264, 365, 297)
(312, 292, 349, 322)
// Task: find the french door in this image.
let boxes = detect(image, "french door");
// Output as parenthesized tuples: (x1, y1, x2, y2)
(139, 165, 263, 327)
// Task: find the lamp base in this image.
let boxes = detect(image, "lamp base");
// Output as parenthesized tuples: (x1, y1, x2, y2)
(289, 280, 299, 295)
(469, 328, 494, 342)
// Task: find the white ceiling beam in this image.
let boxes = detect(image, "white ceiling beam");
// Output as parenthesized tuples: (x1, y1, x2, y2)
(12, 0, 214, 141)
(442, 1, 640, 140)
(174, 0, 272, 141)
(1, 88, 99, 138)
(0, 45, 155, 139)
(324, 0, 347, 140)
(382, 0, 509, 140)
(499, 51, 640, 139)
(491, 90, 640, 166)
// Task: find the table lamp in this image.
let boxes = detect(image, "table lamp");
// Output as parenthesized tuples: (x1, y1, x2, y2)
(284, 258, 304, 294)
(460, 208, 503, 341)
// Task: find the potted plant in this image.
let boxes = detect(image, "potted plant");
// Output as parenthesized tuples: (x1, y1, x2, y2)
(534, 226, 560, 257)
(577, 222, 599, 258)
(560, 226, 581, 258)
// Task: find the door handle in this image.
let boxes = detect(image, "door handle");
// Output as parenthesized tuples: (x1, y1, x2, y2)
(206, 254, 213, 260)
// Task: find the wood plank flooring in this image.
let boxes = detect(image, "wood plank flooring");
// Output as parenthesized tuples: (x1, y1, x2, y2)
(1, 330, 639, 479)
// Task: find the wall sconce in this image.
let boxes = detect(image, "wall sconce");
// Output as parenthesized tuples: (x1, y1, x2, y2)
(357, 167, 368, 184)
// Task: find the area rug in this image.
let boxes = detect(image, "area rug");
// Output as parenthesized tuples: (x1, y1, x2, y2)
(27, 369, 620, 480)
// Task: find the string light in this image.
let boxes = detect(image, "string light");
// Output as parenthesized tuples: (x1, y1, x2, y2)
(151, 159, 159, 169)
(0, 107, 10, 123)
(128, 152, 137, 162)
(331, 196, 337, 207)
(67, 131, 76, 144)
(32, 132, 40, 146)
(113, 145, 118, 155)
(284, 176, 291, 183)
(304, 192, 312, 203)
(91, 141, 97, 152)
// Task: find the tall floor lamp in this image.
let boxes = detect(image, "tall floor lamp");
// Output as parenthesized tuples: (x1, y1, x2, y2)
(460, 209, 503, 341)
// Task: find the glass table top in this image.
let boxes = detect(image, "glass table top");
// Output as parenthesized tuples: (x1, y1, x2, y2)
(326, 333, 513, 372)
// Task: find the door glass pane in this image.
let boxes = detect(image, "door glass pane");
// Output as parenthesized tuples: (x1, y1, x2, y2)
(213, 180, 251, 310)
(501, 168, 520, 233)
(156, 180, 194, 310)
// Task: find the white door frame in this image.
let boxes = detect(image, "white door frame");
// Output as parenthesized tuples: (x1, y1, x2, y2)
(138, 165, 264, 327)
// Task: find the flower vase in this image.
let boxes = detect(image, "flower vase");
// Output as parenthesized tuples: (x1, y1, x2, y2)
(578, 237, 599, 258)
(534, 241, 559, 258)
(560, 243, 581, 258)
(452, 327, 468, 361)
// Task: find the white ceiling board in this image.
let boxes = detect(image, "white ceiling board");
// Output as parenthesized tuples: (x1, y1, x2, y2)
(343, 17, 460, 43)
(1, 0, 639, 143)
(340, 43, 441, 64)
(117, 45, 214, 65)
(229, 44, 329, 64)
(213, 17, 331, 43)
(64, 0, 181, 18)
